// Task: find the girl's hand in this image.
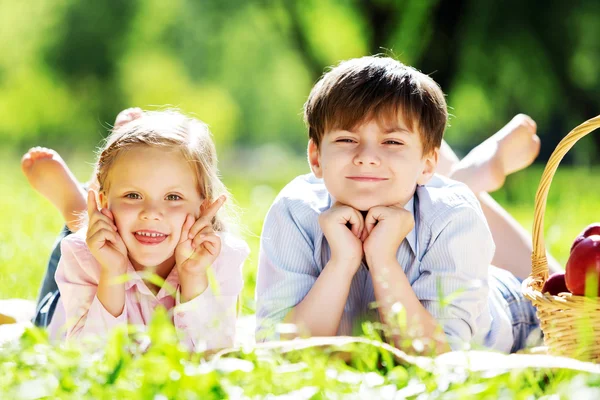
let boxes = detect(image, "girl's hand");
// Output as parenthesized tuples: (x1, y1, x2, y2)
(175, 196, 225, 277)
(85, 190, 128, 274)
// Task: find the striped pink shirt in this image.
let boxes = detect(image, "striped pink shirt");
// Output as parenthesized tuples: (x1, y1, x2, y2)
(49, 230, 249, 351)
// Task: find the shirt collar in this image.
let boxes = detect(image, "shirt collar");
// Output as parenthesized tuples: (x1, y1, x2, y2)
(403, 195, 418, 256)
(124, 262, 179, 300)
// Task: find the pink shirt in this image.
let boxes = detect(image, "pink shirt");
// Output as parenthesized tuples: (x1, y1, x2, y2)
(49, 230, 249, 351)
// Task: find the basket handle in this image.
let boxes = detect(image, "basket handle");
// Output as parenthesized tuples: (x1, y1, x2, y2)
(529, 115, 600, 291)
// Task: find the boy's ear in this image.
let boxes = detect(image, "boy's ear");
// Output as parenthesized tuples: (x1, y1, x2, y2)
(417, 148, 439, 185)
(307, 139, 323, 178)
(98, 191, 109, 209)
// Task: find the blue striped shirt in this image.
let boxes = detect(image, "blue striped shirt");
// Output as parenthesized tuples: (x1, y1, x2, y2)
(255, 173, 514, 352)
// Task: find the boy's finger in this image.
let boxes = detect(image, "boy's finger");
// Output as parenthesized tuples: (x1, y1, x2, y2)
(346, 210, 362, 238)
(365, 209, 381, 234)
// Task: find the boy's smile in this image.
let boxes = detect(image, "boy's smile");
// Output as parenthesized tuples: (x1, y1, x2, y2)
(309, 118, 438, 211)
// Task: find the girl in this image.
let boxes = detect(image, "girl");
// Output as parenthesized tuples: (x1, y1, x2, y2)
(48, 110, 249, 351)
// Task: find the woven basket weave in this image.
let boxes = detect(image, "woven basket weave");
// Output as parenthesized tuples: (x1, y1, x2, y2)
(522, 114, 600, 362)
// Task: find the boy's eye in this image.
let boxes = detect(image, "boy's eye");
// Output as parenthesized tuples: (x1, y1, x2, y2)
(166, 194, 182, 201)
(125, 193, 141, 199)
(384, 140, 404, 145)
(335, 138, 356, 143)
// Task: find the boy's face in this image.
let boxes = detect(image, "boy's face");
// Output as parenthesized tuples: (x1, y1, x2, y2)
(308, 118, 438, 211)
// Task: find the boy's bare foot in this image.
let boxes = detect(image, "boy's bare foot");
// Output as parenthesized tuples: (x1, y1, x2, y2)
(449, 114, 541, 193)
(21, 147, 87, 231)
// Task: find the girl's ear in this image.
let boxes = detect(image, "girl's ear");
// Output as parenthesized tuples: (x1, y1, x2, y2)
(307, 139, 323, 178)
(417, 148, 439, 185)
(99, 191, 109, 209)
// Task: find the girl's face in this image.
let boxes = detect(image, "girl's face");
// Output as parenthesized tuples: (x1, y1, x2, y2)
(100, 146, 203, 272)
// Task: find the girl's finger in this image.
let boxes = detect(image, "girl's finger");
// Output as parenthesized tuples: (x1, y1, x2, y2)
(87, 190, 99, 219)
(204, 242, 217, 256)
(87, 228, 117, 248)
(192, 233, 220, 252)
(179, 214, 195, 244)
(101, 208, 116, 223)
(88, 217, 117, 235)
(189, 196, 226, 239)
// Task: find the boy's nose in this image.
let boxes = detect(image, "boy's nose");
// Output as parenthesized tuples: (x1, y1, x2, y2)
(353, 146, 380, 166)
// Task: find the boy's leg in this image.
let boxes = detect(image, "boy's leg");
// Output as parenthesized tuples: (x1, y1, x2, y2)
(438, 115, 561, 279)
(21, 147, 87, 232)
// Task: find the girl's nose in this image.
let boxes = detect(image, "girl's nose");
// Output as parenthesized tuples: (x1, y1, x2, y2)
(140, 202, 163, 220)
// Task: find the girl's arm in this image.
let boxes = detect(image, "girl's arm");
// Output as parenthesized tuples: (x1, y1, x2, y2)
(55, 234, 128, 339)
(173, 233, 248, 351)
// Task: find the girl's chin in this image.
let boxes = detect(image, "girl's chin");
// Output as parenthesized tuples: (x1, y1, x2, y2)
(129, 253, 176, 271)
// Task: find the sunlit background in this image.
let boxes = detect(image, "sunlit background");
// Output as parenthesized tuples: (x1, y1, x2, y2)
(2, 0, 599, 313)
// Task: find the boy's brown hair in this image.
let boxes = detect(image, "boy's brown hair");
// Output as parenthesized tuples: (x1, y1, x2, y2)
(304, 56, 447, 156)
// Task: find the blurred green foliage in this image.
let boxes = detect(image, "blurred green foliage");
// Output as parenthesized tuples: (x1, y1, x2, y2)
(1, 0, 600, 161)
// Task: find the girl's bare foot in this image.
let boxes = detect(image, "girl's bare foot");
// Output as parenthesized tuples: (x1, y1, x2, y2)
(114, 107, 143, 129)
(448, 114, 541, 193)
(21, 147, 87, 231)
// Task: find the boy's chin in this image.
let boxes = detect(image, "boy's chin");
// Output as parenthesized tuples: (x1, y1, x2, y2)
(340, 199, 384, 212)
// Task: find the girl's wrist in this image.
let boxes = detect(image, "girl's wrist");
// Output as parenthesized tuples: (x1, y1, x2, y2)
(179, 272, 209, 303)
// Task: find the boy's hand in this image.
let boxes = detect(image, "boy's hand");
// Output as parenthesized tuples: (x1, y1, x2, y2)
(319, 202, 365, 272)
(114, 107, 143, 129)
(175, 196, 225, 277)
(363, 205, 414, 268)
(85, 190, 128, 274)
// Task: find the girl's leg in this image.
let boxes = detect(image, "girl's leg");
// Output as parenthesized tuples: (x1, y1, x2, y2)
(33, 225, 71, 327)
(439, 114, 561, 279)
(21, 147, 87, 232)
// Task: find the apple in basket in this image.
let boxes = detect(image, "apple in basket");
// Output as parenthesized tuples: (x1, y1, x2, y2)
(542, 272, 569, 296)
(565, 223, 600, 296)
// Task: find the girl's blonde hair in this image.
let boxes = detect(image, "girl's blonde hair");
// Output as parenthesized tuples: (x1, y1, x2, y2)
(94, 109, 232, 231)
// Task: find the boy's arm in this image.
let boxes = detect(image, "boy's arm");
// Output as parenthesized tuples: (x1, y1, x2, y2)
(368, 204, 493, 354)
(255, 199, 362, 341)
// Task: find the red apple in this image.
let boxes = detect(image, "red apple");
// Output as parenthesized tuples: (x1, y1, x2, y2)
(565, 235, 600, 296)
(570, 223, 600, 253)
(542, 272, 570, 295)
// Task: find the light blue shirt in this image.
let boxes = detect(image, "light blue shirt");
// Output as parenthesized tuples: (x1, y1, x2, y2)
(255, 173, 514, 352)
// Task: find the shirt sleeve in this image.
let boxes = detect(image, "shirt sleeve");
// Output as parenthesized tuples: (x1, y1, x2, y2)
(255, 198, 321, 342)
(412, 204, 495, 351)
(173, 234, 248, 351)
(54, 234, 128, 339)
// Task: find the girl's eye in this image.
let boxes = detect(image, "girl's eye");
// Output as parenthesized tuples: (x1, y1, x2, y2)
(166, 194, 182, 201)
(125, 193, 141, 199)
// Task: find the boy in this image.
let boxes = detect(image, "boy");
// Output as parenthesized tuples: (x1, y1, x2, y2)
(255, 56, 542, 353)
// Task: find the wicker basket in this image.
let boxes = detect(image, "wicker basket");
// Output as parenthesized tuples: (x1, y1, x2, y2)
(522, 114, 600, 362)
